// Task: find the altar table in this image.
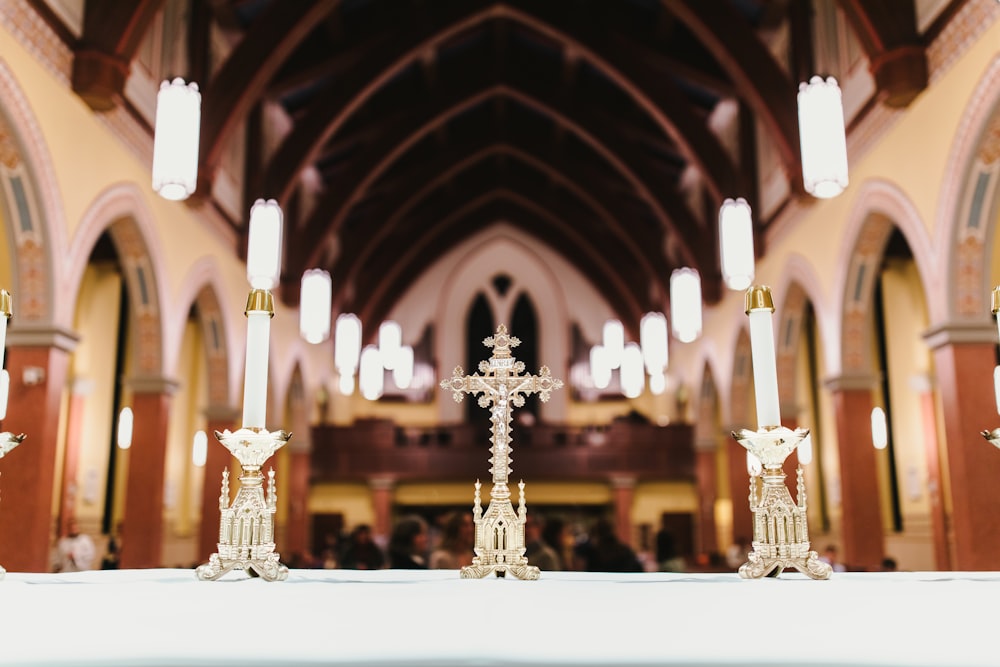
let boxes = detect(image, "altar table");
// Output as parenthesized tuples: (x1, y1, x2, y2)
(1, 568, 995, 666)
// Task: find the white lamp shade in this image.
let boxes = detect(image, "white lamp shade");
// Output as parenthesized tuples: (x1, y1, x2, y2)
(640, 312, 668, 373)
(620, 342, 644, 399)
(602, 319, 624, 370)
(338, 371, 355, 396)
(152, 78, 200, 201)
(719, 198, 755, 291)
(299, 269, 332, 344)
(798, 76, 849, 199)
(335, 313, 362, 373)
(590, 344, 612, 390)
(359, 345, 384, 400)
(117, 407, 134, 449)
(648, 370, 666, 396)
(192, 430, 208, 467)
(247, 199, 283, 290)
(378, 320, 402, 370)
(871, 406, 888, 449)
(670, 268, 702, 343)
(393, 345, 414, 389)
(299, 269, 333, 344)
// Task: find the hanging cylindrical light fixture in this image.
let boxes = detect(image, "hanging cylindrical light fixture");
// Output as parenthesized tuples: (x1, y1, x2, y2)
(338, 371, 355, 396)
(299, 269, 332, 344)
(393, 345, 414, 389)
(640, 312, 668, 373)
(378, 320, 402, 370)
(152, 78, 201, 201)
(719, 198, 755, 291)
(117, 407, 134, 450)
(798, 75, 849, 199)
(620, 342, 644, 399)
(192, 430, 208, 467)
(335, 313, 362, 374)
(590, 344, 612, 390)
(648, 370, 666, 396)
(359, 345, 384, 401)
(247, 199, 283, 290)
(670, 268, 702, 343)
(871, 406, 888, 449)
(602, 319, 625, 370)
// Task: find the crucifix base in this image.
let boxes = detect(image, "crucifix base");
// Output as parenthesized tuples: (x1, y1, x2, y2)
(461, 491, 540, 580)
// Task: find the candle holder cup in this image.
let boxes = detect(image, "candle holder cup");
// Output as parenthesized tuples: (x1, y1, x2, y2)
(732, 425, 831, 580)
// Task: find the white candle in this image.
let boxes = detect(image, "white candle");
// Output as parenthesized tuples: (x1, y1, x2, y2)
(994, 366, 1000, 415)
(242, 308, 271, 428)
(0, 369, 8, 420)
(746, 287, 781, 428)
(0, 288, 11, 371)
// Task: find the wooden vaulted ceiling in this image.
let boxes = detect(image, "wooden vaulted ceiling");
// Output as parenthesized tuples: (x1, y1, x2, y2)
(64, 0, 930, 336)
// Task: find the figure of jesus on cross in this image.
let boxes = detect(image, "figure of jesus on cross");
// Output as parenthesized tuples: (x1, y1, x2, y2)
(441, 324, 563, 579)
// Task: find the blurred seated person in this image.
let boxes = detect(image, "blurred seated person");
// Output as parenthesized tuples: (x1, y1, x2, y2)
(389, 515, 429, 569)
(524, 514, 561, 571)
(579, 519, 642, 573)
(429, 512, 474, 569)
(341, 524, 385, 570)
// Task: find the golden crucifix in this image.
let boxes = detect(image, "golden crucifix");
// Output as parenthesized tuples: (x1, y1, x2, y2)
(440, 324, 563, 579)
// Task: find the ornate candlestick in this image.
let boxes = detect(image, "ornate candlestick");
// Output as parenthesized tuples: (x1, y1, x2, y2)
(732, 426, 830, 579)
(0, 289, 26, 580)
(195, 427, 291, 581)
(982, 286, 1000, 449)
(734, 286, 829, 580)
(441, 324, 562, 579)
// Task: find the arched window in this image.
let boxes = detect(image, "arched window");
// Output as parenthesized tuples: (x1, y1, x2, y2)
(511, 292, 539, 420)
(465, 292, 494, 428)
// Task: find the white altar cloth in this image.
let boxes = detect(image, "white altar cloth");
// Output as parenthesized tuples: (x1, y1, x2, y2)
(1, 568, 995, 666)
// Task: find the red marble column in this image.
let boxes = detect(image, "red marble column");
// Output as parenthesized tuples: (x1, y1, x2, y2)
(928, 325, 1000, 570)
(610, 475, 636, 547)
(0, 330, 76, 572)
(57, 380, 89, 537)
(196, 408, 238, 562)
(369, 476, 395, 545)
(827, 375, 884, 570)
(694, 442, 718, 556)
(912, 373, 950, 570)
(726, 429, 753, 546)
(284, 447, 311, 559)
(119, 378, 177, 569)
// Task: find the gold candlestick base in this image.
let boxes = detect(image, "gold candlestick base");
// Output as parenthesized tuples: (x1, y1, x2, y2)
(732, 426, 831, 580)
(460, 480, 540, 580)
(0, 431, 26, 580)
(196, 428, 291, 582)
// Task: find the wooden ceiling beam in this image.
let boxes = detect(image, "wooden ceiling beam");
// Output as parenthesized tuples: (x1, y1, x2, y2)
(836, 0, 927, 108)
(71, 0, 165, 111)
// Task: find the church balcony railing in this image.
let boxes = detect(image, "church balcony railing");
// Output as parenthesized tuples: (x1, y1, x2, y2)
(309, 417, 694, 483)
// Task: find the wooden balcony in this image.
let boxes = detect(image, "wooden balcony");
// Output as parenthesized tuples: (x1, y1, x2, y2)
(309, 417, 695, 483)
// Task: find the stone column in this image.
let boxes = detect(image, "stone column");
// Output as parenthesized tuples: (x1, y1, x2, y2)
(610, 475, 636, 547)
(725, 425, 754, 546)
(911, 372, 950, 570)
(197, 406, 239, 562)
(826, 373, 884, 570)
(0, 326, 77, 572)
(926, 323, 1000, 570)
(119, 375, 178, 569)
(694, 437, 718, 556)
(57, 377, 93, 537)
(284, 443, 311, 560)
(369, 476, 396, 545)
